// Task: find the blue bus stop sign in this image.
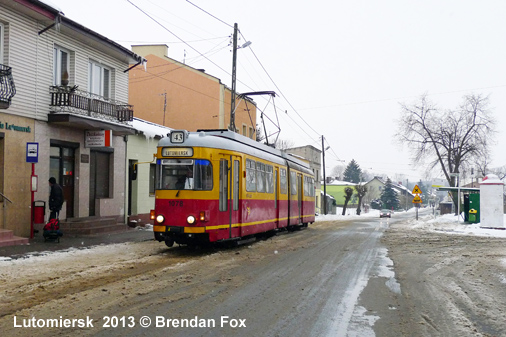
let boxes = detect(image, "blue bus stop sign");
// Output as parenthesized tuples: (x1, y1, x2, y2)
(26, 142, 38, 163)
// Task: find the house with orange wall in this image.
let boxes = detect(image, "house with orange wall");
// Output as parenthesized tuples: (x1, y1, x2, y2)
(129, 45, 257, 138)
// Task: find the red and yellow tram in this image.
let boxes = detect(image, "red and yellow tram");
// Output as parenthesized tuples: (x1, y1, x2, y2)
(151, 129, 315, 247)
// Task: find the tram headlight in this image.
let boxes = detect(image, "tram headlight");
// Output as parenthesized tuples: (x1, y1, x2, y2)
(155, 215, 165, 224)
(187, 215, 196, 224)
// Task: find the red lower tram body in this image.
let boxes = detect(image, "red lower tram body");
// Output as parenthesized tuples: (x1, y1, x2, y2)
(153, 196, 315, 246)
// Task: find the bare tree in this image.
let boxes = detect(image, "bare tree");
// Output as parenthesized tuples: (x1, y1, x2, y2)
(342, 187, 354, 216)
(274, 138, 295, 150)
(396, 93, 496, 212)
(490, 165, 506, 180)
(354, 184, 367, 215)
(331, 165, 345, 180)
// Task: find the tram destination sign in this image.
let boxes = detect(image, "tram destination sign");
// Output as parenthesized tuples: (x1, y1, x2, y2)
(162, 147, 193, 157)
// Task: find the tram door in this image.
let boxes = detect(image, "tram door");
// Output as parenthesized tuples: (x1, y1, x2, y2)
(274, 168, 279, 228)
(297, 174, 303, 223)
(219, 156, 240, 239)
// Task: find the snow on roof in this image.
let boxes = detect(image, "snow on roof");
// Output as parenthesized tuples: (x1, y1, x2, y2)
(324, 180, 356, 186)
(37, 0, 63, 13)
(132, 118, 172, 139)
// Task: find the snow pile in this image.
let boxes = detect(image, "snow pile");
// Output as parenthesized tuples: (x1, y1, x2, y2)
(316, 208, 506, 238)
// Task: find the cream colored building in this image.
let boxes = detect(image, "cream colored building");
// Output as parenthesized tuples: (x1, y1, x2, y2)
(0, 0, 144, 240)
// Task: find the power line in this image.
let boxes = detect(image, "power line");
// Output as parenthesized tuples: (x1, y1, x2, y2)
(114, 36, 230, 44)
(179, 1, 323, 145)
(126, 0, 230, 80)
(128, 0, 324, 150)
(185, 0, 234, 28)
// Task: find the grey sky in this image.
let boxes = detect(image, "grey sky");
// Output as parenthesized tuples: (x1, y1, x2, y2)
(48, 0, 506, 182)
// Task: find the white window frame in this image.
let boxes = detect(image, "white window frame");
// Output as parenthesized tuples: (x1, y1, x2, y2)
(89, 60, 111, 99)
(0, 23, 5, 63)
(53, 45, 69, 86)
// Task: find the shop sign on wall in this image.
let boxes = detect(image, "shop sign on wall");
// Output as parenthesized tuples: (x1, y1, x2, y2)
(85, 130, 112, 148)
(0, 122, 31, 133)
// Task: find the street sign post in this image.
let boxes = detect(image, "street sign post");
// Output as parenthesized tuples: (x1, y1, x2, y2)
(412, 185, 423, 220)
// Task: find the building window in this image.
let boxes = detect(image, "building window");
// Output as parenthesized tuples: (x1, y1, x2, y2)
(89, 60, 110, 99)
(242, 124, 247, 136)
(53, 46, 69, 86)
(149, 164, 156, 196)
(249, 127, 254, 139)
(0, 23, 4, 63)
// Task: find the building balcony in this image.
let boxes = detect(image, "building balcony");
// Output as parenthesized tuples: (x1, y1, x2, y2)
(49, 86, 133, 123)
(0, 64, 16, 109)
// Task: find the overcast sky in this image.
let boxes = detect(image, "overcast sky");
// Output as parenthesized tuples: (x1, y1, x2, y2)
(47, 0, 506, 183)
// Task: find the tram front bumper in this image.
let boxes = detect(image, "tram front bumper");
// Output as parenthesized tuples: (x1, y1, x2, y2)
(154, 225, 206, 233)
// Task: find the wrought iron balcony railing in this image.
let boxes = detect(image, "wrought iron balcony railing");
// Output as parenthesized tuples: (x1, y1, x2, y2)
(50, 86, 133, 122)
(0, 64, 16, 109)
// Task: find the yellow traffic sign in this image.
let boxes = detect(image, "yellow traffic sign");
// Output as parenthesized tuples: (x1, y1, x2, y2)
(412, 195, 422, 203)
(412, 185, 422, 194)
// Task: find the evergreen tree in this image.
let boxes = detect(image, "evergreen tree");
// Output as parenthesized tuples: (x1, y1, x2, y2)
(380, 178, 400, 210)
(343, 159, 362, 183)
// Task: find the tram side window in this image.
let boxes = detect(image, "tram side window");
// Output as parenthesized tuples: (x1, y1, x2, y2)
(290, 171, 297, 195)
(246, 159, 256, 192)
(265, 165, 273, 193)
(256, 162, 265, 193)
(304, 176, 315, 197)
(194, 160, 213, 190)
(280, 168, 287, 194)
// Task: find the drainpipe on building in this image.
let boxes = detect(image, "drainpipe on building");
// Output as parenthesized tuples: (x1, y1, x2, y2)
(123, 135, 129, 227)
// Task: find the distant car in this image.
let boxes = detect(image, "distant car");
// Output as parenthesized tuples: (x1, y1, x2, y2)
(380, 209, 391, 218)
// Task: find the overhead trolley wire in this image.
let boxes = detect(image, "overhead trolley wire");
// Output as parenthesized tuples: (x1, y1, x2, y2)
(178, 1, 323, 145)
(126, 0, 231, 80)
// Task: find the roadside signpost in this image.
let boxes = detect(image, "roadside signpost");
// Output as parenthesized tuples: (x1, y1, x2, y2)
(26, 142, 39, 239)
(412, 185, 423, 220)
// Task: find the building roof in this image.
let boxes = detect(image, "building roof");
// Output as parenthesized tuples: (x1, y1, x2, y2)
(10, 0, 145, 67)
(132, 118, 172, 139)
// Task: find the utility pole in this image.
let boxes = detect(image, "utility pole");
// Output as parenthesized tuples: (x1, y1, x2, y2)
(160, 91, 167, 126)
(229, 23, 238, 132)
(322, 136, 327, 215)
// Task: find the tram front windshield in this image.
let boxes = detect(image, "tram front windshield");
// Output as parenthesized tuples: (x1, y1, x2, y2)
(158, 159, 213, 190)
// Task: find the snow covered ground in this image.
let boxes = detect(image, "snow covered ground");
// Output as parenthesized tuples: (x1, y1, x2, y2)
(316, 207, 506, 238)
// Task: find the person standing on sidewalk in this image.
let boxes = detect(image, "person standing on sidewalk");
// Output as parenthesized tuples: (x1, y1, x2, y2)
(48, 177, 63, 220)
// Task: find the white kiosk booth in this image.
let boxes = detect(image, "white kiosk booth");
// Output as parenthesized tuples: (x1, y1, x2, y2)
(479, 174, 504, 229)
